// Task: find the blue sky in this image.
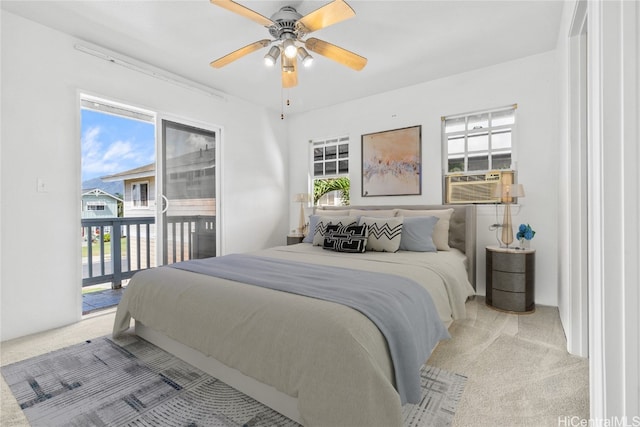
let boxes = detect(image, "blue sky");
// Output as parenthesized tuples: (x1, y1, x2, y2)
(81, 109, 155, 182)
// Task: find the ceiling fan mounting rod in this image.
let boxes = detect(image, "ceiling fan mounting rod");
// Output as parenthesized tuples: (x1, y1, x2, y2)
(268, 6, 304, 41)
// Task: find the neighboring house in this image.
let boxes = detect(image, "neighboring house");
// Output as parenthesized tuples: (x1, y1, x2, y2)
(101, 163, 156, 218)
(101, 147, 215, 219)
(100, 147, 216, 262)
(81, 188, 122, 219)
(81, 189, 123, 240)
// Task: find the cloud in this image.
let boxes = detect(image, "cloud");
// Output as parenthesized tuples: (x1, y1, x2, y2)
(103, 140, 136, 161)
(165, 128, 215, 158)
(81, 125, 152, 181)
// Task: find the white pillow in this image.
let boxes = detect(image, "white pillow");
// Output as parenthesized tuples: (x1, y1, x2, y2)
(396, 209, 454, 251)
(358, 216, 404, 252)
(349, 209, 397, 218)
(312, 216, 359, 246)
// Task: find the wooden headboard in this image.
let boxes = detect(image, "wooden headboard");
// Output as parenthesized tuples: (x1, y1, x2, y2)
(313, 204, 477, 289)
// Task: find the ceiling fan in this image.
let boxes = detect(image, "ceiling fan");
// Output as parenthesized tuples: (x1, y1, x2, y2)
(209, 0, 367, 88)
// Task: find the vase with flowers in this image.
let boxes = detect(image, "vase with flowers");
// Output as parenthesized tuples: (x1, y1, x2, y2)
(516, 223, 536, 249)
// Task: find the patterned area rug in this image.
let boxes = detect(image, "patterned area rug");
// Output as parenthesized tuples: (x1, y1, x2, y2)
(2, 335, 466, 427)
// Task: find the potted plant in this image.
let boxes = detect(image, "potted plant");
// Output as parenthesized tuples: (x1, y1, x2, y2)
(516, 224, 536, 249)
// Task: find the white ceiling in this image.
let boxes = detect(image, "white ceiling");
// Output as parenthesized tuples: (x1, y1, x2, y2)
(2, 0, 565, 114)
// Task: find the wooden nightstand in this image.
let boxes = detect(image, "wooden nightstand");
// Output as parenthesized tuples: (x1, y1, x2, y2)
(486, 246, 535, 313)
(287, 235, 304, 245)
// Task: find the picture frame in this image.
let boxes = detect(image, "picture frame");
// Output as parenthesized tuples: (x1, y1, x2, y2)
(361, 125, 422, 197)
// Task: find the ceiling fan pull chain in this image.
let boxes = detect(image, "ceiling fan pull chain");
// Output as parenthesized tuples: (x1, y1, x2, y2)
(281, 87, 285, 120)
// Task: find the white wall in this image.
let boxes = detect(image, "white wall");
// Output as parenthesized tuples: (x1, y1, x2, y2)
(287, 51, 560, 305)
(0, 11, 289, 341)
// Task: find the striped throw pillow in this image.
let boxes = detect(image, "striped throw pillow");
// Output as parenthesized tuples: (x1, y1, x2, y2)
(358, 216, 404, 252)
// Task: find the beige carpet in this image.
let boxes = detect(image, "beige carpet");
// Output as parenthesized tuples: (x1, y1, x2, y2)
(1, 298, 589, 426)
(427, 297, 590, 426)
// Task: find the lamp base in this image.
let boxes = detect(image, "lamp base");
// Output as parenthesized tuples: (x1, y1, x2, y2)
(500, 203, 514, 247)
(297, 202, 306, 236)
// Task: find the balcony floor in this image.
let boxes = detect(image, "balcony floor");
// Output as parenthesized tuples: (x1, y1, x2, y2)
(82, 285, 126, 315)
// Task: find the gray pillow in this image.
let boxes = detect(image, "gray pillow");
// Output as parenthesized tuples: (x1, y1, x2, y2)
(302, 215, 320, 243)
(399, 216, 439, 252)
(396, 208, 454, 250)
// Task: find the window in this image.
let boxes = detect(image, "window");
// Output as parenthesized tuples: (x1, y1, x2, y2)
(86, 202, 106, 211)
(442, 105, 516, 173)
(132, 182, 149, 208)
(312, 136, 349, 178)
(310, 136, 350, 206)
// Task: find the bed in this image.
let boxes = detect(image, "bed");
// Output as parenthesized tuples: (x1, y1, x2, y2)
(113, 204, 476, 426)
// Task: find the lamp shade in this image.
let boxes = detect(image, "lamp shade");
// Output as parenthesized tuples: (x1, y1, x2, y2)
(494, 183, 525, 202)
(293, 193, 308, 203)
(264, 46, 280, 67)
(297, 47, 313, 67)
(511, 184, 525, 198)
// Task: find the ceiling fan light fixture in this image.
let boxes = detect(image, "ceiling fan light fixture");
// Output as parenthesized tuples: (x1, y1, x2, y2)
(210, 0, 367, 93)
(264, 45, 280, 67)
(282, 38, 298, 59)
(298, 47, 314, 67)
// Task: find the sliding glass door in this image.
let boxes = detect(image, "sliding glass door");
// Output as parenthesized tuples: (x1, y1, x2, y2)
(160, 119, 218, 265)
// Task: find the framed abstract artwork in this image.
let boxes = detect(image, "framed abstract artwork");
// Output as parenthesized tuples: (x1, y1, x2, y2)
(361, 125, 422, 197)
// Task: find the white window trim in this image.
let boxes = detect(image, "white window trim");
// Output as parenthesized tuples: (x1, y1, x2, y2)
(86, 201, 106, 211)
(131, 181, 150, 209)
(441, 104, 518, 175)
(310, 135, 350, 180)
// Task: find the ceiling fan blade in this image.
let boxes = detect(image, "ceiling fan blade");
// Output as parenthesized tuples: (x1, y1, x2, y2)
(297, 0, 355, 34)
(282, 56, 298, 88)
(210, 0, 274, 27)
(305, 37, 367, 71)
(210, 39, 271, 68)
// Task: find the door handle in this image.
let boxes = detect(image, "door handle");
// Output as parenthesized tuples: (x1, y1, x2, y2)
(161, 194, 169, 214)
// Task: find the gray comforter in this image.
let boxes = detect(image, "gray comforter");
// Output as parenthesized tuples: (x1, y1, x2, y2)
(113, 245, 475, 426)
(170, 253, 450, 404)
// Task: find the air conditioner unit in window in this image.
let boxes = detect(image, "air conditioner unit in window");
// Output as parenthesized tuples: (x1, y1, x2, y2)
(445, 170, 515, 204)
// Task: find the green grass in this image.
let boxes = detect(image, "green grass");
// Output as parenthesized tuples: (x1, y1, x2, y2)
(82, 237, 127, 258)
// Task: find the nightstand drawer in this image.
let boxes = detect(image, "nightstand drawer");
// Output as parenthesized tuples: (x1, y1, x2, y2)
(492, 252, 526, 273)
(493, 271, 526, 292)
(492, 289, 527, 312)
(287, 235, 304, 245)
(486, 246, 535, 313)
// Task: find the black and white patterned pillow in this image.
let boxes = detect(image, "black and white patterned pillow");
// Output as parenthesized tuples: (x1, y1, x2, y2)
(358, 216, 404, 252)
(323, 224, 368, 253)
(311, 216, 359, 246)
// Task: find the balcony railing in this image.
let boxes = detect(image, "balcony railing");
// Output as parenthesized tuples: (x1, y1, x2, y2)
(165, 215, 216, 264)
(82, 217, 155, 288)
(81, 215, 216, 289)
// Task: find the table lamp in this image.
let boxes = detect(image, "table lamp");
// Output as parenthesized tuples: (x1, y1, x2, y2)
(293, 193, 309, 236)
(494, 183, 525, 247)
